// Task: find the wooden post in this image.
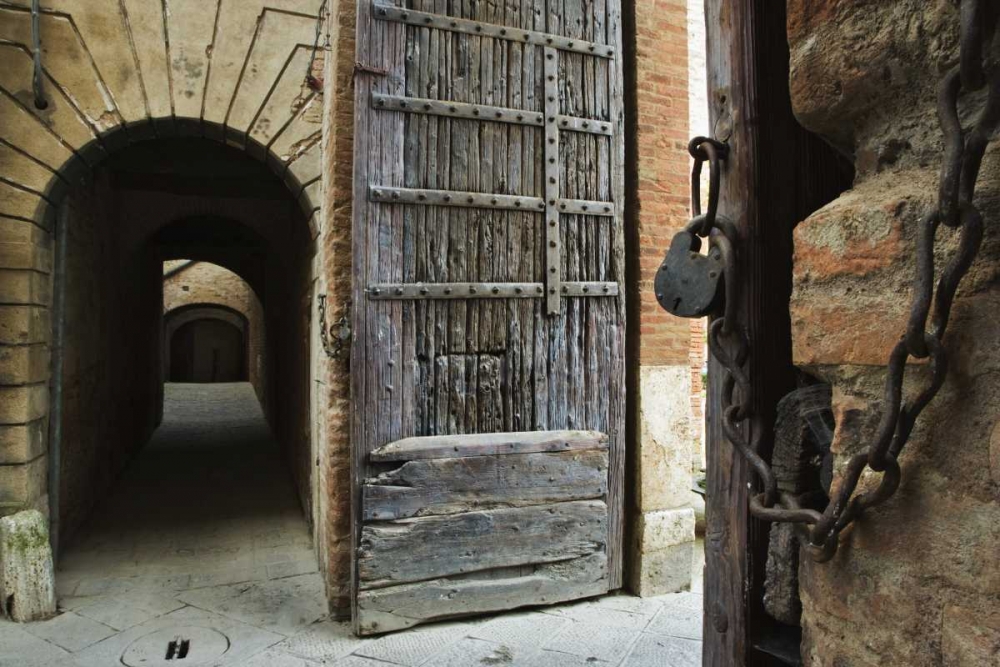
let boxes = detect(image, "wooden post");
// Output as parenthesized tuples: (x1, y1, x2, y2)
(702, 1, 852, 665)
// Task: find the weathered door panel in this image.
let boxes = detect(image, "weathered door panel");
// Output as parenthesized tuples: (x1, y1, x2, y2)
(351, 0, 625, 630)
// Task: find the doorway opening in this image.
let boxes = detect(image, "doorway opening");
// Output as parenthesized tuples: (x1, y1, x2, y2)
(47, 133, 321, 600)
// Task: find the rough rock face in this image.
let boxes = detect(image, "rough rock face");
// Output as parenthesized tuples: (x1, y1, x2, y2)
(0, 510, 56, 622)
(788, 1, 1000, 665)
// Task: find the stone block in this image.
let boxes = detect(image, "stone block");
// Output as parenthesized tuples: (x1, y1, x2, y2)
(0, 418, 46, 465)
(0, 180, 43, 222)
(0, 509, 56, 622)
(0, 383, 48, 424)
(0, 270, 50, 306)
(628, 507, 695, 597)
(942, 604, 1000, 667)
(0, 455, 47, 505)
(0, 344, 50, 384)
(637, 365, 694, 512)
(0, 305, 51, 345)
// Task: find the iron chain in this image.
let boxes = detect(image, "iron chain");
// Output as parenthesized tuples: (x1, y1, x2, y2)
(680, 2, 999, 562)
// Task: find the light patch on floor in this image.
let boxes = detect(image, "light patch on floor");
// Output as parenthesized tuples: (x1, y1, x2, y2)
(1, 383, 707, 665)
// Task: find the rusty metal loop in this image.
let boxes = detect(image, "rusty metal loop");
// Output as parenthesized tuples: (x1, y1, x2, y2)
(931, 202, 983, 340)
(689, 136, 729, 236)
(960, 0, 988, 90)
(937, 68, 964, 228)
(30, 0, 47, 110)
(904, 212, 939, 359)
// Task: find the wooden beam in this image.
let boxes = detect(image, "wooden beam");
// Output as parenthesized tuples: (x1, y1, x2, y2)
(370, 429, 608, 462)
(702, 2, 853, 665)
(363, 449, 608, 520)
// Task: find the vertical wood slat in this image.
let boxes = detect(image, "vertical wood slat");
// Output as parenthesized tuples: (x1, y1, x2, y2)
(544, 46, 561, 315)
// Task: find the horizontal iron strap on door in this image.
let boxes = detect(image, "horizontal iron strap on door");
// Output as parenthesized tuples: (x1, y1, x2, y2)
(368, 186, 614, 216)
(371, 93, 613, 137)
(372, 2, 614, 58)
(367, 282, 619, 299)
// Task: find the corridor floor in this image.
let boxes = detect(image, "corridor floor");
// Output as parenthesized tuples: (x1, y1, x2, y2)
(1, 383, 704, 667)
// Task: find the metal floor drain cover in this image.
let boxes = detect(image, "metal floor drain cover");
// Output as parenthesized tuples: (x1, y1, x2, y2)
(121, 626, 230, 666)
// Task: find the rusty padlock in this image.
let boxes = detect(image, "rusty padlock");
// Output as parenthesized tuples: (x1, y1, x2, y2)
(654, 226, 725, 318)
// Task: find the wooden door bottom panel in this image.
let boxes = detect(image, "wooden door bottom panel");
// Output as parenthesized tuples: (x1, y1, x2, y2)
(358, 553, 609, 635)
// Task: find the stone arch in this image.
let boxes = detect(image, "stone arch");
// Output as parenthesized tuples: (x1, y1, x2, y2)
(163, 303, 251, 383)
(165, 304, 249, 383)
(0, 2, 331, 572)
(0, 1, 325, 234)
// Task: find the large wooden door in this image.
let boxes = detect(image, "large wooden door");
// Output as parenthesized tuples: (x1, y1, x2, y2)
(351, 0, 625, 629)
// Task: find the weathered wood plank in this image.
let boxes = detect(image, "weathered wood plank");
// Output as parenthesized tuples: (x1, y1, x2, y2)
(370, 428, 609, 461)
(363, 449, 608, 520)
(357, 553, 609, 635)
(358, 499, 607, 588)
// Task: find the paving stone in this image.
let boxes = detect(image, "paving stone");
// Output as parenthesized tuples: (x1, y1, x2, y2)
(544, 600, 652, 630)
(22, 611, 116, 652)
(72, 605, 283, 667)
(111, 591, 186, 617)
(518, 649, 614, 667)
(542, 621, 641, 664)
(72, 596, 162, 631)
(468, 611, 569, 649)
(0, 620, 74, 666)
(655, 591, 703, 612)
(421, 636, 534, 667)
(645, 601, 702, 640)
(330, 656, 403, 667)
(240, 647, 324, 667)
(354, 621, 468, 666)
(267, 559, 321, 580)
(176, 572, 327, 636)
(589, 593, 664, 618)
(277, 619, 368, 662)
(621, 633, 701, 667)
(185, 565, 269, 590)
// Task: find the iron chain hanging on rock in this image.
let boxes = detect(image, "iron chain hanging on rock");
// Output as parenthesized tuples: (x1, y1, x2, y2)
(657, 0, 1000, 562)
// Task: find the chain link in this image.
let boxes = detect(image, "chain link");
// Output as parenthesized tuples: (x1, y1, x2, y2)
(684, 2, 999, 562)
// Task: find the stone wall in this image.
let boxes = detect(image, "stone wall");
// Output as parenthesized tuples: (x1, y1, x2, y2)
(0, 0, 336, 606)
(787, 1, 1000, 664)
(624, 0, 699, 596)
(58, 171, 163, 549)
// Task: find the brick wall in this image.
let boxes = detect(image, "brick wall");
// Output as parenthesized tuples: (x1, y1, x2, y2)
(632, 0, 692, 368)
(625, 0, 701, 597)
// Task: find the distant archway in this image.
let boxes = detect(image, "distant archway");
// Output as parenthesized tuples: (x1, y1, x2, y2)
(165, 305, 249, 383)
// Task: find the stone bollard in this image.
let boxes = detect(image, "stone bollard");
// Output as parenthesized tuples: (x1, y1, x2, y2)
(0, 510, 56, 622)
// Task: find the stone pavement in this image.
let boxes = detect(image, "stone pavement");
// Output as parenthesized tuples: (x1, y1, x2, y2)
(0, 383, 704, 666)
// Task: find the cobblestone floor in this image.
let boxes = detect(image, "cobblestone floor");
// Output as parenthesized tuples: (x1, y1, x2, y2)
(0, 383, 704, 667)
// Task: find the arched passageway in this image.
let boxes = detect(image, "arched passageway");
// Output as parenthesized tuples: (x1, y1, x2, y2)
(169, 317, 246, 383)
(46, 133, 322, 600)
